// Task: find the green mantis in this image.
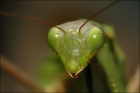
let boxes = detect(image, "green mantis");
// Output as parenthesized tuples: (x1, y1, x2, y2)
(45, 1, 126, 92)
(0, 0, 139, 91)
(46, 18, 126, 92)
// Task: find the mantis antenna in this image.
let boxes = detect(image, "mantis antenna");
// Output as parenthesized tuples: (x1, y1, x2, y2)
(0, 11, 66, 34)
(79, 0, 122, 33)
(1, 0, 122, 34)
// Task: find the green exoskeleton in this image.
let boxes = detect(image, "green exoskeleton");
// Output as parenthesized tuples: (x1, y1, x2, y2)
(47, 20, 105, 78)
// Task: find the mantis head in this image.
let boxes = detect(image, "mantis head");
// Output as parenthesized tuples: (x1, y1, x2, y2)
(47, 21, 105, 78)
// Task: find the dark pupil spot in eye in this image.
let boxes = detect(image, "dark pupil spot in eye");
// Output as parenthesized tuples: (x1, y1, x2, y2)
(98, 33, 100, 34)
(57, 33, 58, 35)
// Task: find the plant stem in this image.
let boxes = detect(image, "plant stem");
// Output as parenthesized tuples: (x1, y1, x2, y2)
(0, 55, 44, 92)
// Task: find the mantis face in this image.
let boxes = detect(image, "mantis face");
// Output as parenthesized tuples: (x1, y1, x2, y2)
(47, 21, 105, 78)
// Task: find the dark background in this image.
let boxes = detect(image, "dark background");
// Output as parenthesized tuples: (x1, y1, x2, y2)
(1, 1, 139, 92)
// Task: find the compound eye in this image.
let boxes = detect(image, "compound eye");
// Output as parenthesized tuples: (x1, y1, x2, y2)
(46, 27, 62, 53)
(86, 26, 105, 54)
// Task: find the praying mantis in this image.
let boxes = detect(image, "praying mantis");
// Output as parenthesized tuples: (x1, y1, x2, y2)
(0, 2, 139, 92)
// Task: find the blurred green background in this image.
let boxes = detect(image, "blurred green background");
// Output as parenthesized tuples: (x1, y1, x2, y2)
(1, 1, 139, 92)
